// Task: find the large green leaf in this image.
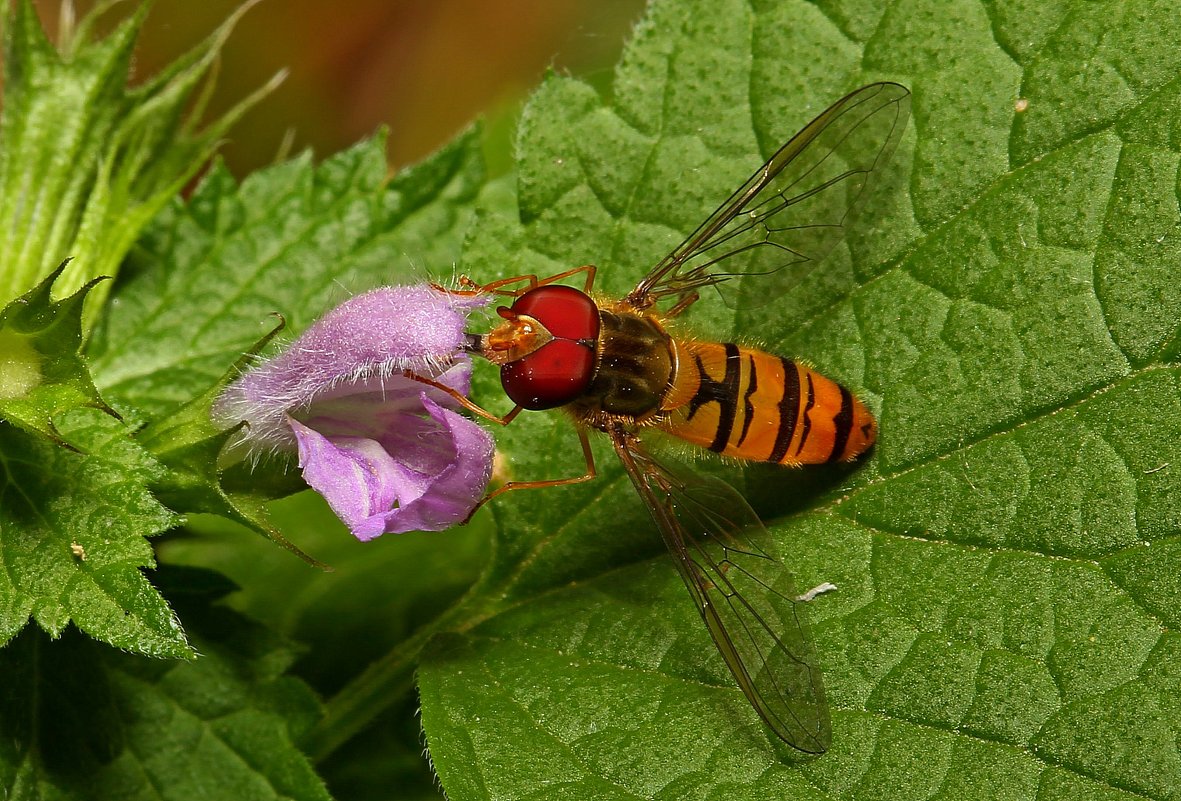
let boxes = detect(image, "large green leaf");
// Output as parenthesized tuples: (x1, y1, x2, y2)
(412, 0, 1181, 798)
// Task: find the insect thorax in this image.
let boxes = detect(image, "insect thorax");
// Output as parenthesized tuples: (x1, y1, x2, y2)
(568, 308, 674, 425)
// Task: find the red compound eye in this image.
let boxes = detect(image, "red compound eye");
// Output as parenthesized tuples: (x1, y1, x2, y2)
(511, 285, 600, 341)
(498, 284, 601, 410)
(501, 339, 595, 410)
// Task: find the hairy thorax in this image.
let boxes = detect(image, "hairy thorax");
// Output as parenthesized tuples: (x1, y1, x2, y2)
(565, 306, 676, 430)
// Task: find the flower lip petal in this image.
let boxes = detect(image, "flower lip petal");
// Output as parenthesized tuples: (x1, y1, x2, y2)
(289, 417, 401, 534)
(372, 393, 495, 535)
(289, 394, 494, 538)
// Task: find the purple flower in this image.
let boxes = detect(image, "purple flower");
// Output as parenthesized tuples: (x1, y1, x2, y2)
(214, 285, 493, 538)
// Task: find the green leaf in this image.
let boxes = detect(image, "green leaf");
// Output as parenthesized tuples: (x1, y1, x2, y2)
(0, 407, 186, 656)
(162, 489, 492, 799)
(0, 566, 330, 801)
(0, 0, 276, 315)
(412, 0, 1181, 798)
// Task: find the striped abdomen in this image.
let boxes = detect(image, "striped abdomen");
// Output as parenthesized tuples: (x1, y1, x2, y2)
(658, 341, 875, 465)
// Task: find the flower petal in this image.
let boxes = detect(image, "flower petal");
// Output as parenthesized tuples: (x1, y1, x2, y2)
(375, 394, 495, 534)
(308, 360, 476, 422)
(289, 393, 494, 538)
(289, 416, 402, 540)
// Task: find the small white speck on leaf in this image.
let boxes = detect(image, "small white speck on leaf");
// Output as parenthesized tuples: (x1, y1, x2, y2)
(795, 582, 837, 603)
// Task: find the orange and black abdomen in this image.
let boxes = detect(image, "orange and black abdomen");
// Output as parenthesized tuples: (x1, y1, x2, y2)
(659, 341, 875, 465)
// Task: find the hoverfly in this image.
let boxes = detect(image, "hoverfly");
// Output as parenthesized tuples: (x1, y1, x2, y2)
(431, 83, 909, 753)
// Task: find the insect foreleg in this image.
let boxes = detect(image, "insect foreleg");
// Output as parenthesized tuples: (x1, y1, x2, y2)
(399, 371, 523, 426)
(434, 265, 598, 299)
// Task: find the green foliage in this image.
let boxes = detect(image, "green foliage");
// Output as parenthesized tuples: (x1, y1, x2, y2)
(0, 0, 275, 312)
(164, 492, 492, 800)
(0, 566, 328, 801)
(0, 255, 186, 658)
(87, 127, 487, 418)
(0, 406, 185, 656)
(0, 0, 286, 660)
(1, 0, 1180, 799)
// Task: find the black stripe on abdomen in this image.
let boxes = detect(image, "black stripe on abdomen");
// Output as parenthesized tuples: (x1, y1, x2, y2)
(769, 358, 800, 463)
(686, 343, 742, 453)
(828, 385, 854, 463)
(794, 373, 815, 457)
(736, 354, 758, 447)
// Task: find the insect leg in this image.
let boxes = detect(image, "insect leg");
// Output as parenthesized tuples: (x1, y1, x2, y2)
(429, 275, 535, 298)
(399, 371, 523, 426)
(462, 427, 597, 523)
(664, 290, 700, 318)
(433, 265, 598, 299)
(552, 264, 597, 294)
(495, 264, 596, 294)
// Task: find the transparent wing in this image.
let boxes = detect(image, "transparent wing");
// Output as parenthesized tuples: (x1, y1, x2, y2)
(608, 424, 831, 752)
(628, 82, 910, 310)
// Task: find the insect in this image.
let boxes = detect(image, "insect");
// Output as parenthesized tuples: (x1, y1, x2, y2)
(433, 83, 909, 752)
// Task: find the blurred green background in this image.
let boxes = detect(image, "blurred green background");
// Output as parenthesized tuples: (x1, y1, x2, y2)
(31, 0, 646, 173)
